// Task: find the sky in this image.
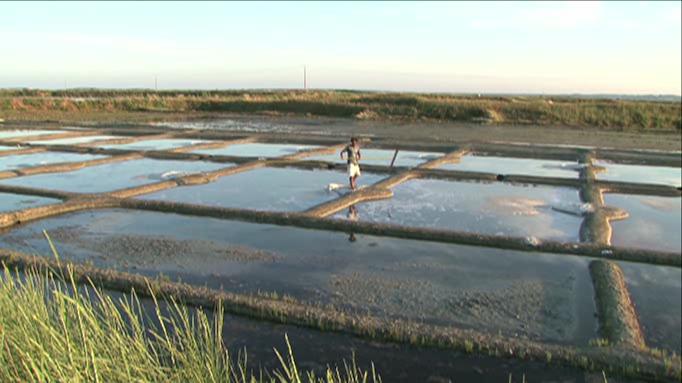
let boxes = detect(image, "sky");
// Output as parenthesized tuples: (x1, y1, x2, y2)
(1, 1, 680, 95)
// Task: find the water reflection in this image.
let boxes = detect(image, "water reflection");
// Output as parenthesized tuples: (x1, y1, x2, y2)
(333, 179, 583, 242)
(347, 204, 358, 242)
(137, 168, 385, 212)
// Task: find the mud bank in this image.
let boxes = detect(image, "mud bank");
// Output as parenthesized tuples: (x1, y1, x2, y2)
(589, 260, 646, 349)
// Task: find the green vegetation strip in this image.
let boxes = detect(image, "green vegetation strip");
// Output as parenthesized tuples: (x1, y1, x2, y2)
(0, 249, 679, 381)
(2, 90, 681, 130)
(589, 260, 646, 349)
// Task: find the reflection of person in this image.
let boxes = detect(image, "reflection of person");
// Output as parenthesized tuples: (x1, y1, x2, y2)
(347, 204, 359, 221)
(347, 204, 358, 242)
(340, 137, 362, 190)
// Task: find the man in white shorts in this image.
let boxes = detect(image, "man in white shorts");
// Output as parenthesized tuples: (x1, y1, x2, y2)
(340, 137, 362, 190)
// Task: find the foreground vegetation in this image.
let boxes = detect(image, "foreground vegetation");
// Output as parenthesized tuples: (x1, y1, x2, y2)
(1, 89, 680, 131)
(0, 264, 380, 383)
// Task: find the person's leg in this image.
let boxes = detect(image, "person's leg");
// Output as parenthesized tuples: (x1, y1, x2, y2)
(349, 164, 359, 190)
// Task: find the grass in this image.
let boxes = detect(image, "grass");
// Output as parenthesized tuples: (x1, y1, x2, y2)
(1, 89, 680, 130)
(0, 263, 381, 383)
(589, 338, 611, 348)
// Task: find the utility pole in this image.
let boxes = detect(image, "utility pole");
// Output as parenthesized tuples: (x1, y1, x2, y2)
(155, 75, 158, 91)
(303, 65, 307, 91)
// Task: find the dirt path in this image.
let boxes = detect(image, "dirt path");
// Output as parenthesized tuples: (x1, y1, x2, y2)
(3, 112, 681, 151)
(162, 114, 682, 152)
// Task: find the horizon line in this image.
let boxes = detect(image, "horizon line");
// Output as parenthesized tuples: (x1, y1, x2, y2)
(1, 87, 681, 98)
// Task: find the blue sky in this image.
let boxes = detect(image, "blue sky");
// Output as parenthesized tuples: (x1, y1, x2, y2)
(1, 1, 680, 94)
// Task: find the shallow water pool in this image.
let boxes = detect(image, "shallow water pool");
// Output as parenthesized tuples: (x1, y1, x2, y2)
(0, 152, 110, 172)
(595, 160, 681, 187)
(137, 167, 387, 211)
(333, 179, 584, 242)
(0, 192, 60, 212)
(191, 143, 321, 158)
(0, 158, 229, 193)
(604, 194, 681, 253)
(437, 155, 581, 179)
(617, 261, 682, 353)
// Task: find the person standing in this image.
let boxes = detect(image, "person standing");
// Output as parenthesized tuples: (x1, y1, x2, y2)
(340, 137, 362, 190)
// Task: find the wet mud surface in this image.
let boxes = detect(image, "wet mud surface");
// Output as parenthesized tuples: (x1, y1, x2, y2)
(328, 270, 586, 344)
(0, 208, 599, 346)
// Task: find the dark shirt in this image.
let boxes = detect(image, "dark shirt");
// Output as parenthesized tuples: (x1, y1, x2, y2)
(344, 145, 361, 165)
